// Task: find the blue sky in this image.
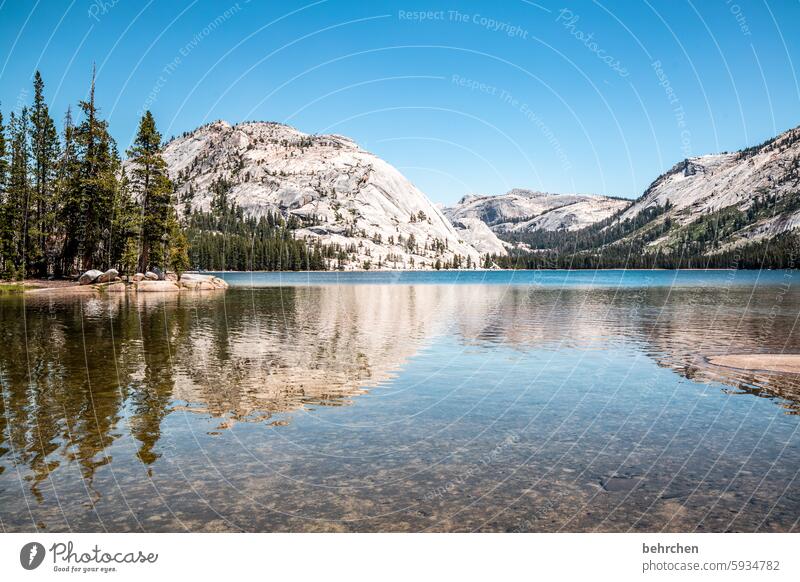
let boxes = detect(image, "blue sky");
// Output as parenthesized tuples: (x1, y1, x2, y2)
(1, 0, 799, 205)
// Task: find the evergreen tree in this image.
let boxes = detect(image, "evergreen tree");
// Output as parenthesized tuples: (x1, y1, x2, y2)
(110, 165, 141, 273)
(62, 66, 120, 272)
(29, 71, 60, 276)
(71, 69, 119, 271)
(6, 109, 31, 278)
(57, 107, 81, 275)
(120, 237, 139, 280)
(0, 108, 10, 274)
(127, 111, 172, 272)
(167, 211, 189, 278)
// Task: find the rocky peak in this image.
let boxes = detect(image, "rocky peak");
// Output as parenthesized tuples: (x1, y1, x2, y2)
(161, 121, 482, 269)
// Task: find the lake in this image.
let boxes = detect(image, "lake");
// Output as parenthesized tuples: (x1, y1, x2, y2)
(1, 270, 799, 532)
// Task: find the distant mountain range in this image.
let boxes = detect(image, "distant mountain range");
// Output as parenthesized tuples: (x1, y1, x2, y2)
(442, 189, 630, 255)
(490, 125, 800, 269)
(610, 125, 800, 253)
(162, 120, 800, 270)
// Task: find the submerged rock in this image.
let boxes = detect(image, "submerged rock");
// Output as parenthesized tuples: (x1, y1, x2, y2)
(600, 476, 642, 492)
(708, 354, 800, 374)
(79, 269, 103, 285)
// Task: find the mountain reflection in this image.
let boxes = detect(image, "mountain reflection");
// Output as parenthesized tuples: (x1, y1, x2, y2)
(1, 282, 799, 510)
(0, 286, 457, 496)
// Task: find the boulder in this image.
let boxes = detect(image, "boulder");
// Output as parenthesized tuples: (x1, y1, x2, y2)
(132, 273, 145, 282)
(179, 279, 200, 290)
(136, 280, 181, 293)
(166, 272, 178, 281)
(210, 277, 229, 289)
(79, 269, 103, 285)
(179, 274, 229, 290)
(96, 268, 119, 283)
(144, 271, 159, 280)
(152, 266, 165, 280)
(105, 282, 127, 292)
(180, 273, 210, 281)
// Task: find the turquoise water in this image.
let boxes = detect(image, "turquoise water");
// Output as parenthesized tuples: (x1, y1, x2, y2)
(1, 270, 799, 532)
(209, 268, 792, 288)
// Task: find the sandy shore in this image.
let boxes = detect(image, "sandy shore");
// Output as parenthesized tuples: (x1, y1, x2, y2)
(708, 354, 800, 374)
(11, 278, 96, 295)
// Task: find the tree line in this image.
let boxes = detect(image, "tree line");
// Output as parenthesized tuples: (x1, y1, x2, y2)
(490, 196, 800, 270)
(492, 229, 798, 270)
(0, 69, 187, 280)
(185, 177, 335, 271)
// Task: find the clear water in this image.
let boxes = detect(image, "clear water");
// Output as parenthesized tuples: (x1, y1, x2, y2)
(1, 270, 799, 532)
(211, 268, 792, 288)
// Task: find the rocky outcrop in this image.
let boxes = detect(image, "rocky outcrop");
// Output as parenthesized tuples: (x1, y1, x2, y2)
(88, 273, 228, 293)
(446, 216, 509, 255)
(444, 189, 631, 236)
(179, 273, 229, 290)
(136, 280, 181, 293)
(161, 120, 482, 269)
(613, 125, 800, 251)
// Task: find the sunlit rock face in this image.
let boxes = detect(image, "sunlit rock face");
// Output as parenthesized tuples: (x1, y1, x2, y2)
(161, 121, 481, 269)
(616, 125, 800, 250)
(443, 188, 630, 252)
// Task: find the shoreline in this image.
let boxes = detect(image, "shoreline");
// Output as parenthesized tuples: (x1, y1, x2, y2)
(191, 267, 790, 274)
(2, 267, 794, 296)
(2, 274, 228, 296)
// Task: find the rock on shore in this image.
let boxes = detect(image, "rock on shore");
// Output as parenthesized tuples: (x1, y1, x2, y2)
(96, 268, 119, 283)
(78, 270, 229, 293)
(136, 280, 182, 293)
(178, 274, 229, 290)
(79, 269, 104, 285)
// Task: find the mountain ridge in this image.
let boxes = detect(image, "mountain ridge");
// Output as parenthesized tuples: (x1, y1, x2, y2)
(161, 118, 800, 270)
(487, 123, 800, 269)
(162, 120, 482, 270)
(442, 188, 631, 255)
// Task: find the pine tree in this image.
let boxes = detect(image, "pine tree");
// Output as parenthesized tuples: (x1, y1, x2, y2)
(63, 67, 119, 273)
(57, 107, 81, 275)
(127, 111, 173, 272)
(0, 108, 10, 274)
(120, 237, 139, 280)
(29, 71, 60, 276)
(167, 211, 189, 278)
(110, 165, 141, 273)
(6, 109, 31, 278)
